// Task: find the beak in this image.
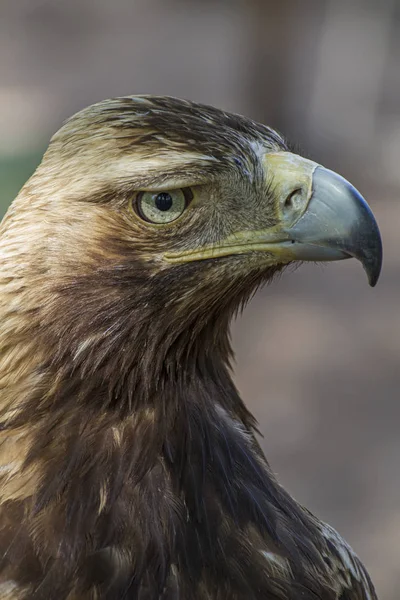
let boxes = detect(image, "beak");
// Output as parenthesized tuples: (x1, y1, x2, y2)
(164, 152, 382, 286)
(271, 159, 383, 287)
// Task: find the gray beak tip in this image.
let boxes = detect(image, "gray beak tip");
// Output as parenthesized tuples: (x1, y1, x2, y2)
(312, 167, 383, 287)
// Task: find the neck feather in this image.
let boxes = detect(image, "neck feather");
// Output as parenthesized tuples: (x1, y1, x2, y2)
(0, 342, 327, 592)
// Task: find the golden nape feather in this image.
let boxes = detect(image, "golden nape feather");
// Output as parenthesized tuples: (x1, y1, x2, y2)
(0, 96, 381, 599)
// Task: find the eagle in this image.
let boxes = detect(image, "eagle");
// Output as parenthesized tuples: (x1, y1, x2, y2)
(0, 96, 382, 600)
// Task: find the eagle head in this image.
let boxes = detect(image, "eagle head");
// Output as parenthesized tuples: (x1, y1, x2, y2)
(4, 97, 381, 390)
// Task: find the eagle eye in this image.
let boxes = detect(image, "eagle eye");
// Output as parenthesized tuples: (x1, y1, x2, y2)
(135, 189, 192, 224)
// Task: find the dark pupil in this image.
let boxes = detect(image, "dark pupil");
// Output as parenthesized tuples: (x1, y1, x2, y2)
(155, 192, 173, 211)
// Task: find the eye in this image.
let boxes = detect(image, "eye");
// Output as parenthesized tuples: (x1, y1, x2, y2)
(136, 189, 191, 224)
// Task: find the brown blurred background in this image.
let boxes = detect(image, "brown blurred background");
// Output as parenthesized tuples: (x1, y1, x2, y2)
(0, 0, 399, 596)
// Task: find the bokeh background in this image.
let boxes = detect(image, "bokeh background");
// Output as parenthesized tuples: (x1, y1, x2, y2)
(0, 0, 399, 596)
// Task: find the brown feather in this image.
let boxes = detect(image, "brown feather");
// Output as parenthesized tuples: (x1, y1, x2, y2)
(0, 96, 376, 599)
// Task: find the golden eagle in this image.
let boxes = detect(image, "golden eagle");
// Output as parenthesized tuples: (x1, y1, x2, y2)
(0, 96, 382, 599)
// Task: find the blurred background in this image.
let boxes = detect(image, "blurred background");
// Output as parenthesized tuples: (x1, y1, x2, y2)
(0, 0, 399, 596)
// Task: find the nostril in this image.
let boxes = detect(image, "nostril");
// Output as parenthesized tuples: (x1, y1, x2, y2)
(284, 188, 303, 211)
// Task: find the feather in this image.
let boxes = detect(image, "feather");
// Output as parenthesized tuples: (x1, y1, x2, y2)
(0, 96, 378, 599)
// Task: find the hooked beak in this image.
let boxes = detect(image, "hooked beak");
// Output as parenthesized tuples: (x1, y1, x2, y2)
(273, 162, 383, 286)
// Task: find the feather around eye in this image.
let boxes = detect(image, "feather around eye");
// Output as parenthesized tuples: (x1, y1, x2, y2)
(135, 189, 191, 224)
